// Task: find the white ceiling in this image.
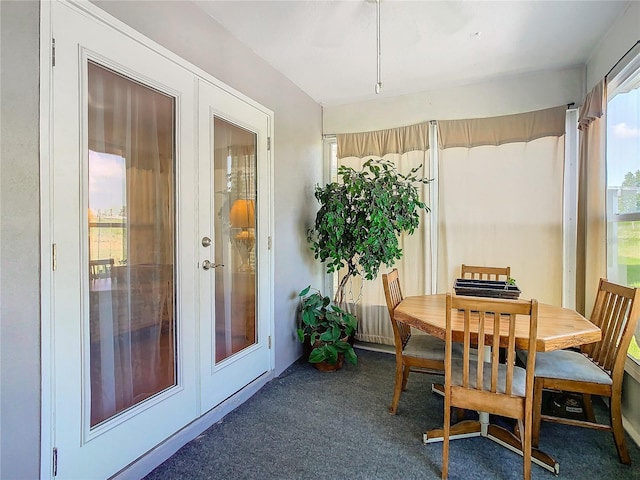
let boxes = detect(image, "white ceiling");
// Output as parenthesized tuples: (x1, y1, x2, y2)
(195, 0, 630, 107)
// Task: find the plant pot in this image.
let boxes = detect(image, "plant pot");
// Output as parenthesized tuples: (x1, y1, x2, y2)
(313, 353, 344, 372)
(302, 338, 313, 361)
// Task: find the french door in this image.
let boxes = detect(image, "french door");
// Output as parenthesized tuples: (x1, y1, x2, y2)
(48, 2, 272, 479)
(198, 80, 271, 410)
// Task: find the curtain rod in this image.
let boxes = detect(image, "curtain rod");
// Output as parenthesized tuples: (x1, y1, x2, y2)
(606, 40, 640, 79)
(324, 107, 570, 138)
(323, 105, 574, 138)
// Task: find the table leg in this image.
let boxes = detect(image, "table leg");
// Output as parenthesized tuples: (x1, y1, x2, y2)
(423, 419, 482, 443)
(487, 424, 559, 475)
(423, 421, 558, 475)
(425, 383, 482, 443)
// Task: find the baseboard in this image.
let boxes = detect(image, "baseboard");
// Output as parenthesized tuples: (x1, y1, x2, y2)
(354, 341, 394, 354)
(623, 359, 640, 448)
(623, 413, 640, 448)
(111, 370, 275, 480)
(625, 356, 640, 383)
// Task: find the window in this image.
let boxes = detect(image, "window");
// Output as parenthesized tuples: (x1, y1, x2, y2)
(323, 137, 338, 297)
(88, 150, 127, 272)
(606, 48, 640, 364)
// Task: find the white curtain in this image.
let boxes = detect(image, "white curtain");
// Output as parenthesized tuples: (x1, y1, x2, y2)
(437, 106, 566, 305)
(437, 139, 565, 304)
(337, 123, 431, 345)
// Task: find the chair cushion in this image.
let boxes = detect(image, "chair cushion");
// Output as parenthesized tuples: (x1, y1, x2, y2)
(404, 334, 464, 361)
(521, 349, 612, 385)
(450, 359, 527, 397)
(404, 334, 446, 360)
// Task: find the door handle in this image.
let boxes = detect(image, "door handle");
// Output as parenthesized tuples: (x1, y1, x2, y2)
(202, 260, 224, 271)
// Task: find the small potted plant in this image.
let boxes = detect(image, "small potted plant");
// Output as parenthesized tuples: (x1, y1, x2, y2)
(297, 286, 358, 371)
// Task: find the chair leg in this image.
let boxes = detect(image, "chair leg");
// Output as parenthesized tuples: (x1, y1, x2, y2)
(582, 393, 596, 423)
(389, 360, 404, 415)
(442, 395, 451, 479)
(610, 393, 631, 464)
(401, 365, 410, 391)
(519, 418, 531, 480)
(532, 378, 544, 448)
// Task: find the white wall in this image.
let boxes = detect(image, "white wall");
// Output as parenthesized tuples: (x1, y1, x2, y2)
(586, 1, 640, 91)
(91, 0, 324, 376)
(0, 1, 42, 479)
(324, 66, 584, 133)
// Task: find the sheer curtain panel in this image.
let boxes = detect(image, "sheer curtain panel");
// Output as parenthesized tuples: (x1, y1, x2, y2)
(337, 123, 431, 345)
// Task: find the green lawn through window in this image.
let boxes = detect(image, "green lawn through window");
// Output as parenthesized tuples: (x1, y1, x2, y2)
(629, 336, 640, 362)
(613, 222, 640, 363)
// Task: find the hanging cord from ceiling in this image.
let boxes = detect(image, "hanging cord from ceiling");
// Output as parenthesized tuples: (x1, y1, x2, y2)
(375, 0, 382, 94)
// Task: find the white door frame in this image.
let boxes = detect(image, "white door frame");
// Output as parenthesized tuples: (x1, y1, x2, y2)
(39, 2, 275, 478)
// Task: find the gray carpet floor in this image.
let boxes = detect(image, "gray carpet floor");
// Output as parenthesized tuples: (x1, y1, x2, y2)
(144, 348, 640, 480)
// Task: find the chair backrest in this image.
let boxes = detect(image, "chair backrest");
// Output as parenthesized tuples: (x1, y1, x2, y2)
(461, 264, 510, 281)
(382, 269, 411, 351)
(582, 278, 640, 380)
(111, 264, 172, 335)
(445, 293, 538, 400)
(90, 258, 115, 280)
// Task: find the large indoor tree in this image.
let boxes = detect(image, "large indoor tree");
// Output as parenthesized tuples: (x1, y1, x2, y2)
(307, 158, 431, 307)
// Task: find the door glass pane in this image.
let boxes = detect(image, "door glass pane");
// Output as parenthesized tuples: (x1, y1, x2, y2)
(213, 117, 257, 362)
(87, 62, 176, 426)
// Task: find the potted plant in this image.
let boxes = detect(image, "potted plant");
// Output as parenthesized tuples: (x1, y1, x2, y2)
(307, 158, 431, 307)
(297, 286, 358, 371)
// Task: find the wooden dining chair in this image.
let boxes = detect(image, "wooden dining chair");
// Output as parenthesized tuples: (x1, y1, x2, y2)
(90, 258, 115, 280)
(442, 293, 538, 480)
(528, 278, 640, 464)
(382, 269, 448, 414)
(461, 264, 510, 281)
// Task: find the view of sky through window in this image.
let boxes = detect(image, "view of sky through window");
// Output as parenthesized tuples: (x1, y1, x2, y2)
(88, 150, 126, 217)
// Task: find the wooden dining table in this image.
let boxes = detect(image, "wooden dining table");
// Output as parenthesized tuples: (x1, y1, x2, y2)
(394, 293, 602, 475)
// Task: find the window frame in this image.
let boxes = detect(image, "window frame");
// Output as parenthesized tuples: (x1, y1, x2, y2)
(604, 43, 640, 375)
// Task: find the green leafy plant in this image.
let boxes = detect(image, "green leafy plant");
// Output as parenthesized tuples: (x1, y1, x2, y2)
(307, 158, 431, 306)
(297, 286, 358, 366)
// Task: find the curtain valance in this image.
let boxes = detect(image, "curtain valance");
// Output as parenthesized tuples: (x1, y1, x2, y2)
(337, 122, 429, 159)
(578, 80, 605, 131)
(438, 105, 566, 149)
